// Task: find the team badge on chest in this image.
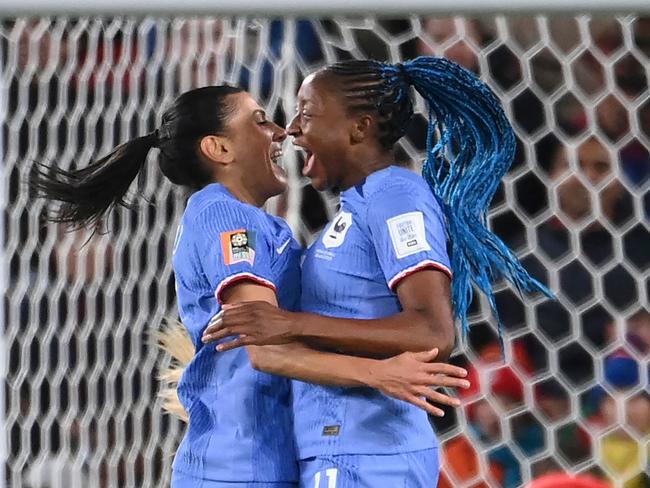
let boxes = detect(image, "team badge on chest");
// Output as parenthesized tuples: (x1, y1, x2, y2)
(220, 229, 256, 265)
(322, 211, 353, 249)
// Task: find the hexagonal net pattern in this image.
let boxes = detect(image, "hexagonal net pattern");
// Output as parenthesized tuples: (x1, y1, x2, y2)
(1, 15, 649, 488)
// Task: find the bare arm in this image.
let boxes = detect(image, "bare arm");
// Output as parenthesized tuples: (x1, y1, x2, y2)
(209, 269, 456, 360)
(219, 280, 467, 416)
(294, 269, 455, 359)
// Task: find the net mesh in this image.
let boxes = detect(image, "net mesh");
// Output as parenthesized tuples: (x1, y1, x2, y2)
(1, 14, 649, 488)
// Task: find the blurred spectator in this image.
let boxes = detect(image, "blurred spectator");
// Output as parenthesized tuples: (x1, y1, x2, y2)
(625, 310, 650, 354)
(167, 19, 224, 90)
(602, 309, 650, 356)
(415, 18, 481, 72)
(534, 381, 571, 423)
(439, 340, 542, 488)
(439, 402, 521, 488)
(510, 137, 649, 365)
(588, 350, 643, 427)
(626, 391, 650, 438)
(599, 392, 650, 488)
(551, 137, 627, 228)
(438, 436, 492, 488)
(566, 18, 650, 213)
(237, 20, 323, 100)
(570, 103, 649, 214)
(586, 350, 650, 488)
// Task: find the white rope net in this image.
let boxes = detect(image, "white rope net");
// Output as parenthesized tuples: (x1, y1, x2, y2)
(1, 15, 648, 488)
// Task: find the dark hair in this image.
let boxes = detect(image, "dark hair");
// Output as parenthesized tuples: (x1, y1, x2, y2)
(323, 57, 553, 337)
(31, 85, 245, 229)
(323, 60, 412, 150)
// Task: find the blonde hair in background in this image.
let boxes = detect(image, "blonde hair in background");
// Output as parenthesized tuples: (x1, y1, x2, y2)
(156, 320, 194, 423)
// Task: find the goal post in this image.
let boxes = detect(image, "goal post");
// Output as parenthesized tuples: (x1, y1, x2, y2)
(2, 0, 650, 15)
(1, 6, 649, 488)
(0, 38, 7, 488)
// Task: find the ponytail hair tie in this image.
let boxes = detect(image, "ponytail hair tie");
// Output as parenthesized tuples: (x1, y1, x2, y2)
(395, 62, 411, 84)
(151, 125, 173, 148)
(148, 129, 161, 148)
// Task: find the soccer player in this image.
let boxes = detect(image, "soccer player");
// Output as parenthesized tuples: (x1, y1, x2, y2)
(204, 58, 551, 487)
(31, 85, 470, 487)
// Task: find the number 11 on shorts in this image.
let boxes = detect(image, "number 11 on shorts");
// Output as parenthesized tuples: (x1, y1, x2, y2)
(313, 468, 338, 488)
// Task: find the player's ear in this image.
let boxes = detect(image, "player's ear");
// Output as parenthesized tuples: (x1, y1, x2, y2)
(200, 135, 235, 166)
(350, 114, 373, 144)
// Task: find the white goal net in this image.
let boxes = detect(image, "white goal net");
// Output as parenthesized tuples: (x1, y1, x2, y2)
(1, 11, 649, 488)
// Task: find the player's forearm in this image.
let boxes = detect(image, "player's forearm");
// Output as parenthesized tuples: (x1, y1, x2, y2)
(246, 343, 381, 387)
(291, 310, 454, 359)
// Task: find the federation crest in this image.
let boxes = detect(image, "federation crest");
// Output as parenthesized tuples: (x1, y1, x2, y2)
(322, 211, 353, 249)
(220, 229, 256, 265)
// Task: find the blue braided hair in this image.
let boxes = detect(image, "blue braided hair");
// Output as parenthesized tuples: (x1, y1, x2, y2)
(324, 57, 552, 336)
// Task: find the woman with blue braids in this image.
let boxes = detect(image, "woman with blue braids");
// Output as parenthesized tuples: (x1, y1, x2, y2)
(204, 57, 550, 487)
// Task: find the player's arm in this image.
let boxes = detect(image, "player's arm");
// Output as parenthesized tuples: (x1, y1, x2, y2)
(209, 270, 454, 359)
(202, 187, 456, 359)
(298, 268, 454, 358)
(304, 268, 454, 358)
(206, 182, 455, 359)
(222, 281, 468, 416)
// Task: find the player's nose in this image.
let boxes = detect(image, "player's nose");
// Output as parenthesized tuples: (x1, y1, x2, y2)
(286, 113, 301, 136)
(271, 122, 287, 142)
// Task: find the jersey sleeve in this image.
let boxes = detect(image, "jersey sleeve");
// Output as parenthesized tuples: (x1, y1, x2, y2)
(189, 201, 276, 303)
(366, 181, 452, 292)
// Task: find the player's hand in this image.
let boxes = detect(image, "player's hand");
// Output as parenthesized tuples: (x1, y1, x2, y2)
(201, 301, 297, 351)
(369, 348, 470, 417)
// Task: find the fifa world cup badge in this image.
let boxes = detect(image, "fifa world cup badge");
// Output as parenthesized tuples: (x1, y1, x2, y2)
(221, 229, 256, 265)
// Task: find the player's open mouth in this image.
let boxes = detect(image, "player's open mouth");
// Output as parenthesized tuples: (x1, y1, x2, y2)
(302, 149, 316, 177)
(270, 149, 283, 165)
(269, 145, 287, 180)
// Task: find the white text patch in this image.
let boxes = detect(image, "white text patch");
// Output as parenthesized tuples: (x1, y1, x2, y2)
(386, 211, 431, 258)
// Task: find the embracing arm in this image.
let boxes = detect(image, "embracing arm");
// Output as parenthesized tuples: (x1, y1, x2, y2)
(293, 269, 455, 359)
(220, 281, 467, 416)
(210, 269, 455, 360)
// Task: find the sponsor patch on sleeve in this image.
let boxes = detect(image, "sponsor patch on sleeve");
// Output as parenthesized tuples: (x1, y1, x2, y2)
(220, 229, 256, 265)
(386, 211, 431, 258)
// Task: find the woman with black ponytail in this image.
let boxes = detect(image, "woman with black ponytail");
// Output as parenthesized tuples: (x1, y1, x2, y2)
(33, 84, 470, 487)
(203, 58, 552, 486)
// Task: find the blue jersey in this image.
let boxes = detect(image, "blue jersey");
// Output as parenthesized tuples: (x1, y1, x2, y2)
(171, 183, 301, 483)
(295, 166, 451, 459)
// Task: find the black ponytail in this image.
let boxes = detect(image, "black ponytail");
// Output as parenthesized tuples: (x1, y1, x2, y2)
(32, 84, 245, 230)
(31, 131, 158, 229)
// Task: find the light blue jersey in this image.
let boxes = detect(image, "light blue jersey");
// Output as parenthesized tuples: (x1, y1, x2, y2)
(295, 166, 452, 460)
(171, 183, 301, 485)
